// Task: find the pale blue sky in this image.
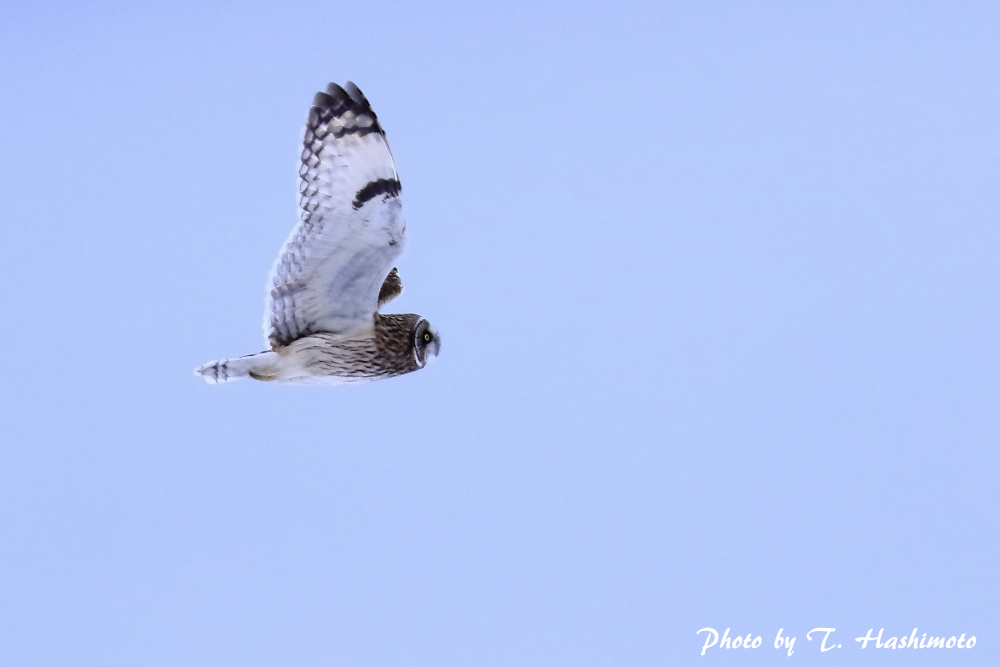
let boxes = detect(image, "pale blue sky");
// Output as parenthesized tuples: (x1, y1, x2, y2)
(1, 2, 998, 665)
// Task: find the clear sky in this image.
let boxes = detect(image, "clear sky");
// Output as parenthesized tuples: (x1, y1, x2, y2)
(1, 1, 998, 665)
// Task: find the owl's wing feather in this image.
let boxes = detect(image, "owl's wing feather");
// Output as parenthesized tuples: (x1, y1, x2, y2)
(377, 267, 403, 308)
(265, 82, 405, 348)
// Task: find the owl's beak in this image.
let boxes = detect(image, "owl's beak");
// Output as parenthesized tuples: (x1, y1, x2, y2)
(428, 329, 441, 360)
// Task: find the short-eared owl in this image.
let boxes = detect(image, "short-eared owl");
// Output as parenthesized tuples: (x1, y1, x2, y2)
(196, 82, 439, 384)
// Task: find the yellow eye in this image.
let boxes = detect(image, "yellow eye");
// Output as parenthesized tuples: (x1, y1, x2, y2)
(423, 332, 431, 342)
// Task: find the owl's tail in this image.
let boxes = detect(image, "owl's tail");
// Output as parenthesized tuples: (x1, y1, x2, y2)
(195, 351, 280, 384)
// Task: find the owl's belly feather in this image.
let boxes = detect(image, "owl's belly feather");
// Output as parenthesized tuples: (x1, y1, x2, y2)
(273, 332, 400, 383)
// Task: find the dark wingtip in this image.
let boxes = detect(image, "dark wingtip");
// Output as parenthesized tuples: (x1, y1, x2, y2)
(314, 82, 375, 117)
(306, 81, 384, 138)
(344, 81, 367, 105)
(312, 91, 334, 109)
(324, 82, 347, 98)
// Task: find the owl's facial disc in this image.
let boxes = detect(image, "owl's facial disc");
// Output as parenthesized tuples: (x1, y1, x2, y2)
(413, 318, 440, 367)
(425, 326, 440, 360)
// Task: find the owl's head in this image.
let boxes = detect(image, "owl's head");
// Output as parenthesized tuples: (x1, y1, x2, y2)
(412, 318, 440, 368)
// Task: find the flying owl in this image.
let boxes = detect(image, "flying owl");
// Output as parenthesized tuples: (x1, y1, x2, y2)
(195, 82, 439, 384)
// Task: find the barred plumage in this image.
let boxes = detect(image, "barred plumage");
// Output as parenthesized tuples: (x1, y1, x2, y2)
(195, 82, 439, 385)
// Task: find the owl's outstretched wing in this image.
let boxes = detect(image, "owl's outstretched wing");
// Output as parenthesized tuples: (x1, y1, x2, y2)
(265, 82, 405, 348)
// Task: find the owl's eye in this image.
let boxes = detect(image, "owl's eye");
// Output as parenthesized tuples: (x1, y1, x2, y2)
(423, 332, 431, 342)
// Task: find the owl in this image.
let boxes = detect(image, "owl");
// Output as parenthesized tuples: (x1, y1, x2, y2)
(196, 82, 439, 384)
